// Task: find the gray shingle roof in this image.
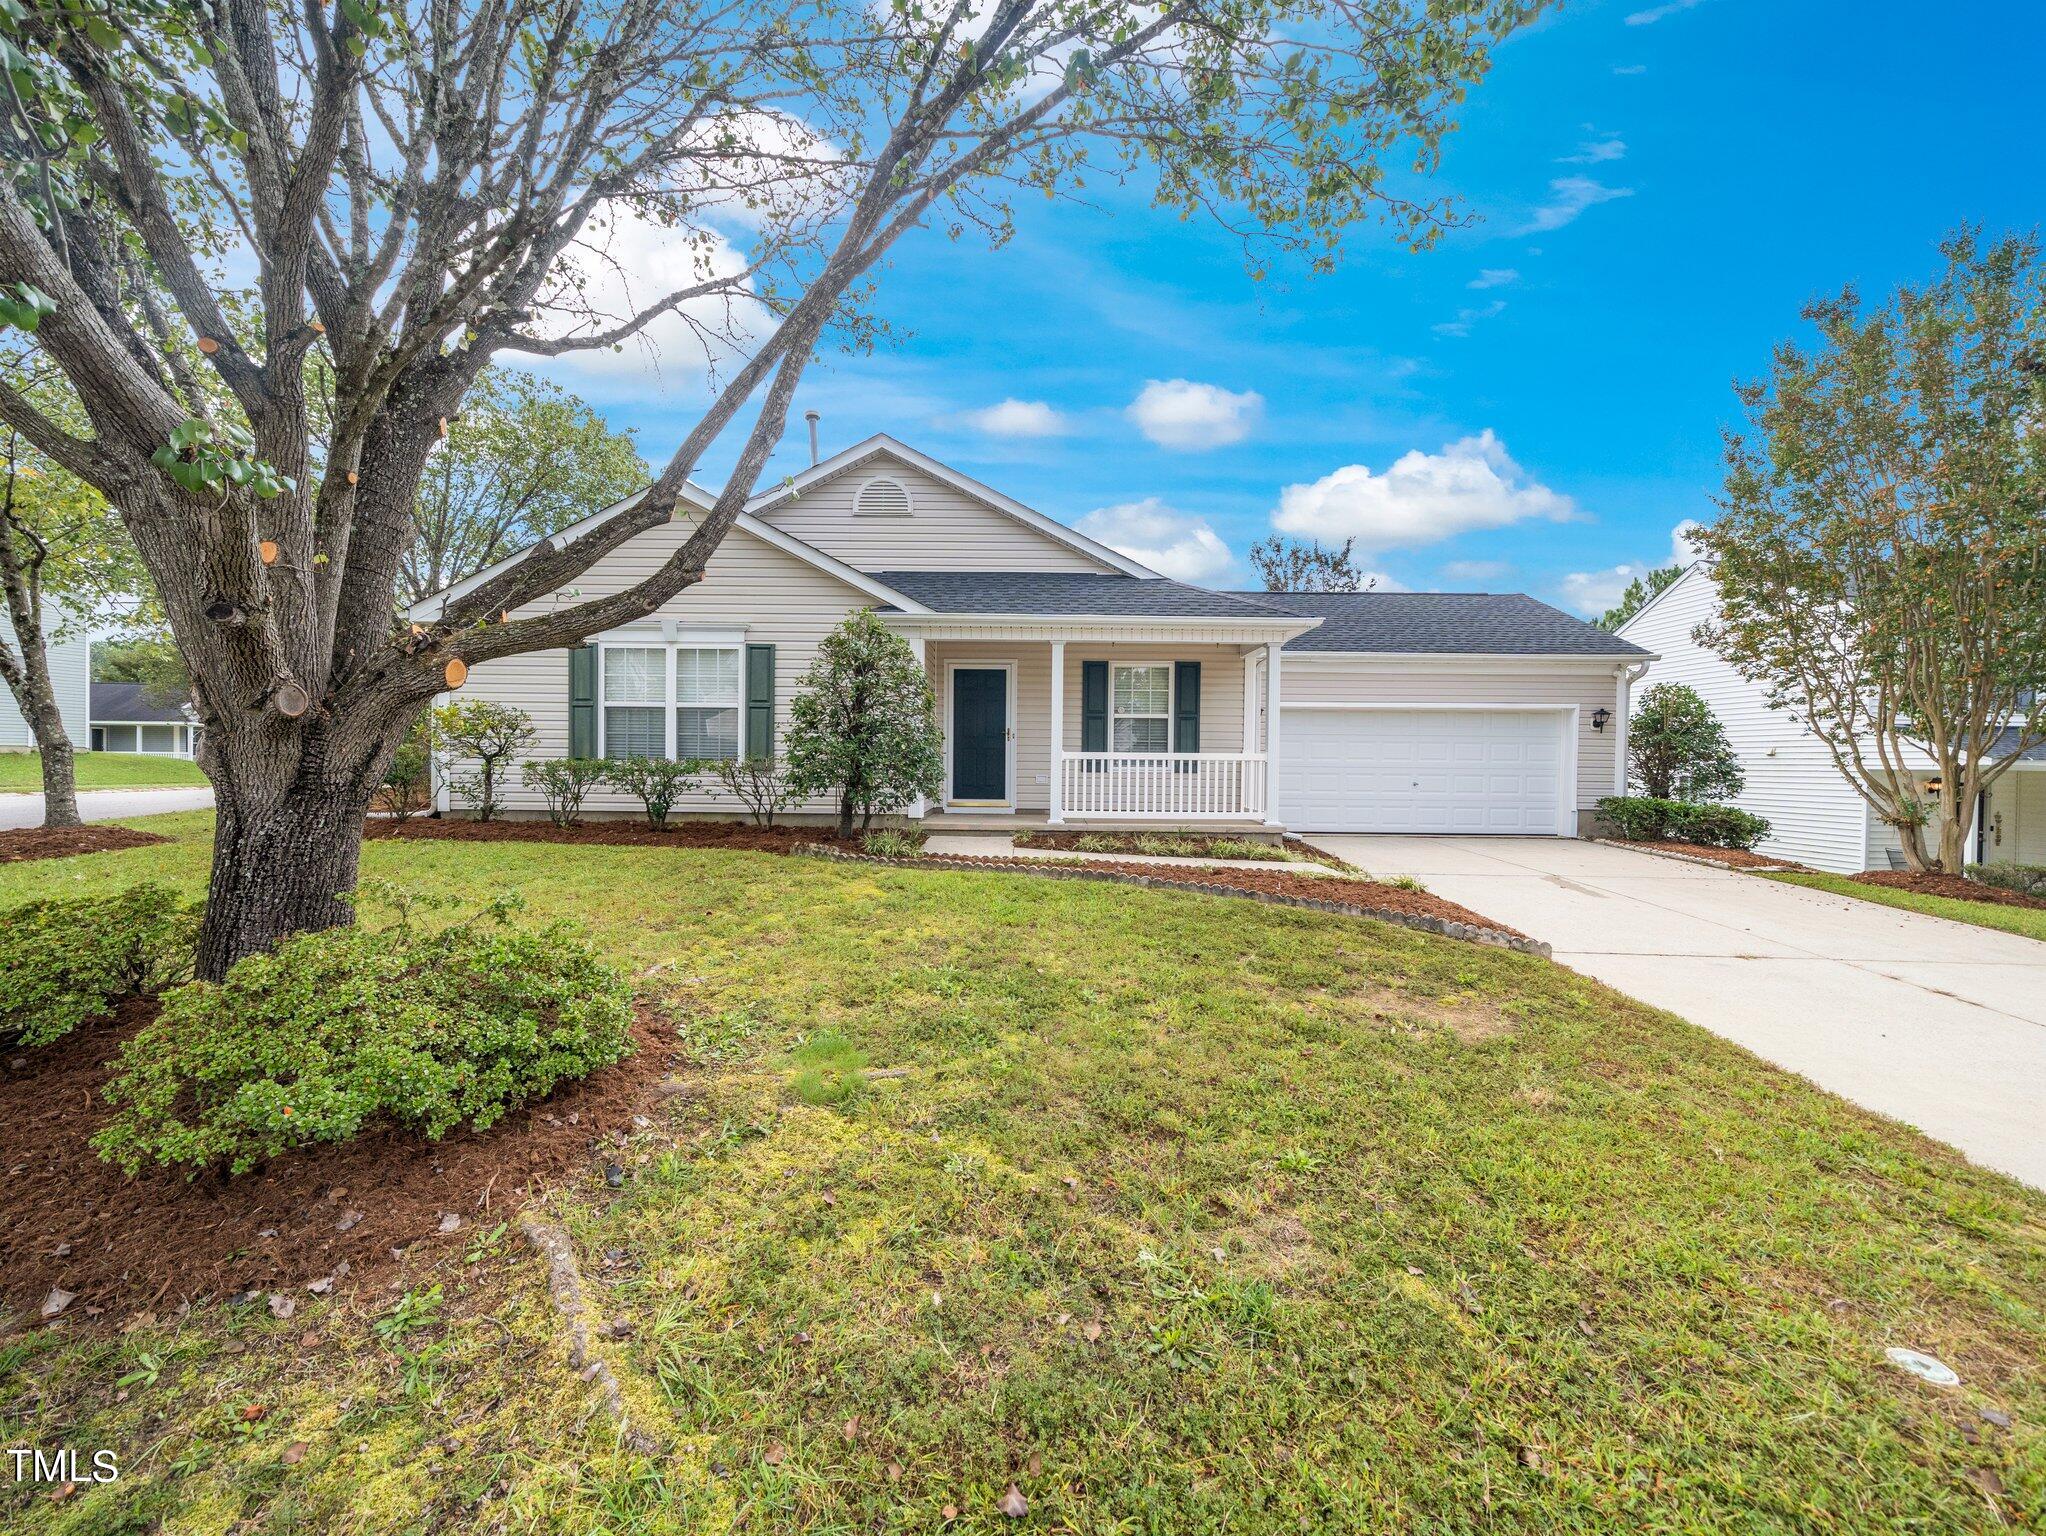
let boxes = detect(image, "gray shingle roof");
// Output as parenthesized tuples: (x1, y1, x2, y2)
(1231, 591, 1653, 656)
(91, 681, 188, 723)
(1989, 725, 2046, 763)
(874, 571, 1290, 619)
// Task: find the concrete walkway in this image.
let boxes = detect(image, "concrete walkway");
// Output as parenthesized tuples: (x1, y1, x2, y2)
(0, 786, 214, 831)
(1303, 834, 2046, 1190)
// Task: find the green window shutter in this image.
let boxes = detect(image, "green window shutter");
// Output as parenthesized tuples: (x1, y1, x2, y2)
(745, 643, 776, 759)
(1173, 661, 1201, 753)
(569, 644, 598, 758)
(1081, 660, 1108, 753)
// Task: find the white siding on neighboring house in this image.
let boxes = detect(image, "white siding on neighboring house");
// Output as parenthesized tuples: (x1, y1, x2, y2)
(1277, 656, 1624, 818)
(1616, 564, 1876, 873)
(0, 608, 90, 751)
(448, 521, 874, 818)
(756, 455, 1117, 573)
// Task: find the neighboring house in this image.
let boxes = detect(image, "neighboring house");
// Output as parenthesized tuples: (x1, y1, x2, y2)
(414, 435, 1653, 835)
(90, 681, 202, 757)
(1615, 562, 2043, 872)
(0, 605, 91, 752)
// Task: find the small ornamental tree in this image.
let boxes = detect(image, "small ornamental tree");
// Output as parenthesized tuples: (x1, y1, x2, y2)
(431, 700, 534, 821)
(1628, 683, 1745, 802)
(606, 755, 697, 829)
(1696, 229, 2046, 872)
(786, 612, 941, 837)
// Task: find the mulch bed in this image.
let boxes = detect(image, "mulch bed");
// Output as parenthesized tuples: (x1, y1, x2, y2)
(1610, 838, 1803, 871)
(815, 845, 1536, 948)
(1854, 870, 2046, 911)
(0, 824, 168, 865)
(367, 816, 864, 855)
(0, 1000, 681, 1329)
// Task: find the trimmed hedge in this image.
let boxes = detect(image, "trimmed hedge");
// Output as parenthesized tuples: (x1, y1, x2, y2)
(0, 884, 197, 1049)
(1970, 862, 2046, 900)
(1596, 796, 1772, 851)
(93, 907, 635, 1176)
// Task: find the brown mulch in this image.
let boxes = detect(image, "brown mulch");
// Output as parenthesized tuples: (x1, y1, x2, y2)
(1854, 870, 2046, 911)
(0, 824, 168, 865)
(876, 848, 1532, 944)
(1615, 839, 1804, 871)
(0, 1000, 682, 1328)
(367, 815, 864, 855)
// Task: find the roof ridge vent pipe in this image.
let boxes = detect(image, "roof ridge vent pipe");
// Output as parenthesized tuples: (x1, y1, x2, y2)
(804, 410, 820, 466)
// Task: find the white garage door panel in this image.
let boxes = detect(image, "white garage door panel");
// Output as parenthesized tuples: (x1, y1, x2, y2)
(1277, 708, 1567, 834)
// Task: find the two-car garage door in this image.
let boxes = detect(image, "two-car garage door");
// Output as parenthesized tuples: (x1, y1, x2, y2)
(1275, 707, 1570, 834)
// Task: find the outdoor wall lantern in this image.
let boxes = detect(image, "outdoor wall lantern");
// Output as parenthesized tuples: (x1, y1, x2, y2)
(1591, 707, 1612, 732)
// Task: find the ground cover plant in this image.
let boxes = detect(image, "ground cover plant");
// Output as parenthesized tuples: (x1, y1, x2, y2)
(0, 812, 2039, 1533)
(1015, 830, 1317, 863)
(0, 750, 208, 792)
(94, 891, 636, 1175)
(0, 882, 194, 1048)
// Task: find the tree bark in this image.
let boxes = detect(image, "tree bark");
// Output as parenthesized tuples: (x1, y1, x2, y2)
(0, 529, 82, 830)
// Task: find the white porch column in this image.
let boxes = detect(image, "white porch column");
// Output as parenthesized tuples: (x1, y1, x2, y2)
(909, 634, 930, 819)
(1047, 639, 1067, 825)
(1262, 641, 1284, 827)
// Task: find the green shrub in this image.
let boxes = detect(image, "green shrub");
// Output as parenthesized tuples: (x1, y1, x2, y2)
(605, 755, 698, 828)
(860, 828, 925, 858)
(0, 885, 197, 1049)
(1596, 795, 1771, 850)
(1971, 861, 2046, 899)
(519, 757, 610, 827)
(92, 901, 635, 1176)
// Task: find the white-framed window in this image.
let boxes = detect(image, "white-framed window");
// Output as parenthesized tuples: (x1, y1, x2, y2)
(600, 643, 744, 762)
(675, 647, 741, 760)
(1112, 663, 1171, 754)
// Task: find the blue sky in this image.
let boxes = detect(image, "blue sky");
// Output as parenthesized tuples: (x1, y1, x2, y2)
(546, 0, 2045, 614)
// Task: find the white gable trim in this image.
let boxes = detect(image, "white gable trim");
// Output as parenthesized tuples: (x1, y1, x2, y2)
(749, 434, 1160, 579)
(406, 485, 933, 620)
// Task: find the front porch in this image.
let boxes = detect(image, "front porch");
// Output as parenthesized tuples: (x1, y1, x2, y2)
(891, 622, 1302, 828)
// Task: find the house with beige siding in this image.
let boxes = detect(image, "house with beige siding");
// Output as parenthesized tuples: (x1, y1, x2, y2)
(416, 435, 1653, 835)
(1616, 561, 2045, 872)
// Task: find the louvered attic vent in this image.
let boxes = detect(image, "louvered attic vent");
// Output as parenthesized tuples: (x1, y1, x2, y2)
(854, 476, 912, 517)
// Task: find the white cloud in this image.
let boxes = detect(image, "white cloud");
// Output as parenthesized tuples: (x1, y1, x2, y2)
(1467, 268, 1519, 290)
(1434, 299, 1506, 338)
(1126, 379, 1264, 450)
(1612, 63, 1648, 75)
(1626, 0, 1708, 23)
(527, 207, 767, 393)
(1559, 137, 1627, 164)
(1272, 431, 1580, 553)
(1076, 498, 1234, 583)
(959, 399, 1068, 438)
(1555, 520, 1707, 616)
(1438, 558, 1513, 585)
(1518, 177, 1635, 235)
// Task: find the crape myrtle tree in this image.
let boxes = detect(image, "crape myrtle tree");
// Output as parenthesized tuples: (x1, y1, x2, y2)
(0, 0, 1547, 979)
(1695, 230, 2046, 874)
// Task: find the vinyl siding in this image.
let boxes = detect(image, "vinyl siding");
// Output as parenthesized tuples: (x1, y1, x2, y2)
(0, 613, 90, 750)
(1617, 566, 1877, 873)
(1277, 657, 1621, 814)
(1985, 770, 2046, 865)
(451, 521, 873, 818)
(756, 454, 1116, 573)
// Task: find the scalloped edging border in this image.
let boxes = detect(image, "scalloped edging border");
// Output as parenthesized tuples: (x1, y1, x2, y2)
(794, 844, 1551, 959)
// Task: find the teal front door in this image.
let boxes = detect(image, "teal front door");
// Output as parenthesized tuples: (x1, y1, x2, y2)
(951, 668, 1008, 802)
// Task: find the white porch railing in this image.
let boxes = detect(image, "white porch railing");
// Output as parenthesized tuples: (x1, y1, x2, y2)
(1057, 751, 1267, 820)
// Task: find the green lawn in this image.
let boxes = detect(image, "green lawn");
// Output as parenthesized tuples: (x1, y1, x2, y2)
(3, 813, 2041, 1533)
(0, 750, 210, 793)
(1765, 869, 2046, 943)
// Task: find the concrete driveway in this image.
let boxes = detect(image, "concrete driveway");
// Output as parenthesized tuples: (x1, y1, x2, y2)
(1304, 834, 2046, 1191)
(0, 786, 214, 831)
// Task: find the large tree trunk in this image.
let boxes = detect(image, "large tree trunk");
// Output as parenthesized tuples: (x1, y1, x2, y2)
(1935, 802, 1973, 876)
(193, 712, 411, 981)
